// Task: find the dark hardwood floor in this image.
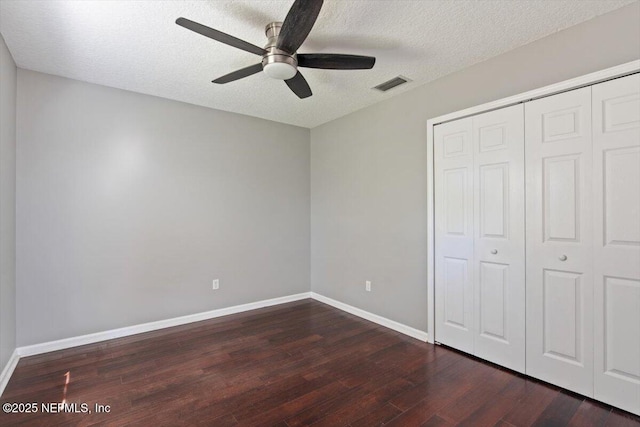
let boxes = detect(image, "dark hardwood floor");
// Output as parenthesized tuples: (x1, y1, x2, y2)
(1, 299, 638, 426)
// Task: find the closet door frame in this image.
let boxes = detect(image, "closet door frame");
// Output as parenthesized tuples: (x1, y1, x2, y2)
(427, 60, 638, 344)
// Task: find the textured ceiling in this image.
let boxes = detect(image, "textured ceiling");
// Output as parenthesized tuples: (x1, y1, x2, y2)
(0, 0, 635, 128)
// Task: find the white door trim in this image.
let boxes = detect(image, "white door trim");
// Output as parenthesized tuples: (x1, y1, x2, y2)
(426, 60, 640, 344)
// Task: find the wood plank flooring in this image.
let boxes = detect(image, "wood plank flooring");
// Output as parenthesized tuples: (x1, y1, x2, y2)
(1, 299, 638, 426)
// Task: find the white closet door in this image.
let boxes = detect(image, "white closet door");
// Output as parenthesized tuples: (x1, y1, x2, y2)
(592, 73, 640, 416)
(525, 87, 594, 396)
(472, 104, 526, 373)
(435, 117, 474, 353)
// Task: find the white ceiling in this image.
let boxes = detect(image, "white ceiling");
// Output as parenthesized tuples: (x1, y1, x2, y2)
(0, 1, 635, 128)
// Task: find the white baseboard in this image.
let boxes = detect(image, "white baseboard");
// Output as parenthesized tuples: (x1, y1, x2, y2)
(0, 349, 20, 397)
(5, 291, 426, 395)
(17, 292, 312, 358)
(310, 292, 428, 342)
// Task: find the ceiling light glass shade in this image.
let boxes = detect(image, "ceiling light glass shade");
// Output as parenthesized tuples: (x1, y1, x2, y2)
(263, 62, 297, 80)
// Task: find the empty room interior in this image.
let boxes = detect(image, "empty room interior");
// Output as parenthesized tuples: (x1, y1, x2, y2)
(1, 0, 640, 425)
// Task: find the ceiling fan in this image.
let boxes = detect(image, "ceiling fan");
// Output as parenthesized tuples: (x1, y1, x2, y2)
(176, 0, 376, 99)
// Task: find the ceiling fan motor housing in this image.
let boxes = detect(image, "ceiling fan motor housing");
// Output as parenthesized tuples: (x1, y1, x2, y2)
(262, 22, 298, 80)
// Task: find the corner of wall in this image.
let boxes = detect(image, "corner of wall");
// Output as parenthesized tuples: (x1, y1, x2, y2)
(0, 33, 18, 396)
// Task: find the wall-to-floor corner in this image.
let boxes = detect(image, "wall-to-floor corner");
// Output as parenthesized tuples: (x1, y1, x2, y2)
(0, 33, 18, 396)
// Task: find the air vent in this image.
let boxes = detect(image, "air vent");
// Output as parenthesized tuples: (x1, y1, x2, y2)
(373, 76, 411, 92)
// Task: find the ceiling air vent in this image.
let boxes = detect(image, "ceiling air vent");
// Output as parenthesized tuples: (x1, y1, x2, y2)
(373, 76, 411, 92)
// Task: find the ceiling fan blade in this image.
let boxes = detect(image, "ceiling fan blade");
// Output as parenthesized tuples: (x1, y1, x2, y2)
(276, 0, 323, 54)
(285, 72, 312, 99)
(213, 63, 264, 84)
(176, 17, 266, 56)
(297, 54, 376, 70)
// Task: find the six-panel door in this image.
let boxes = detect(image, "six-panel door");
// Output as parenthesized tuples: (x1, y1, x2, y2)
(434, 104, 525, 372)
(434, 118, 475, 354)
(524, 86, 594, 397)
(592, 73, 640, 415)
(472, 105, 525, 373)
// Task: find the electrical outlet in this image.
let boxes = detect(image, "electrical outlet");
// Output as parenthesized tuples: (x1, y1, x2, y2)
(212, 279, 219, 290)
(365, 281, 371, 292)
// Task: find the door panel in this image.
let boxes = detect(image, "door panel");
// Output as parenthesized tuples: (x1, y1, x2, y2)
(542, 269, 583, 364)
(593, 73, 640, 415)
(435, 118, 474, 353)
(525, 86, 594, 396)
(479, 261, 508, 342)
(479, 163, 508, 238)
(543, 155, 580, 242)
(603, 277, 640, 380)
(603, 147, 640, 246)
(443, 257, 470, 329)
(541, 106, 583, 142)
(473, 104, 525, 373)
(443, 168, 468, 235)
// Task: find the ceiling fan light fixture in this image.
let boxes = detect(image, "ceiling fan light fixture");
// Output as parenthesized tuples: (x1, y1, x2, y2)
(177, 0, 376, 99)
(263, 62, 297, 80)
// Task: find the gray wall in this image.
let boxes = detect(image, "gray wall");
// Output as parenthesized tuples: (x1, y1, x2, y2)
(16, 70, 310, 346)
(8, 2, 640, 348)
(310, 3, 640, 332)
(0, 35, 17, 367)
